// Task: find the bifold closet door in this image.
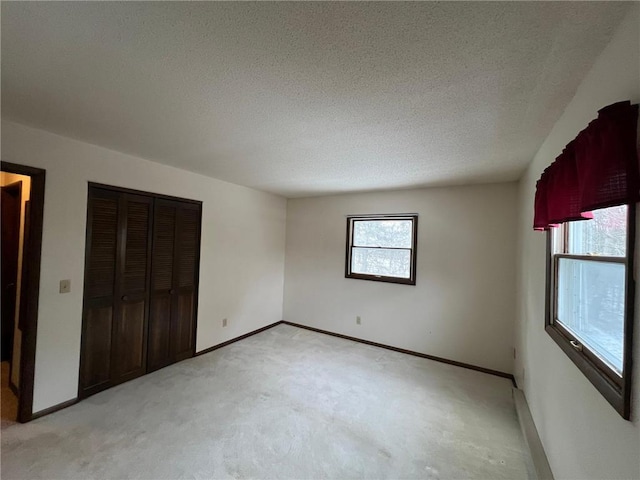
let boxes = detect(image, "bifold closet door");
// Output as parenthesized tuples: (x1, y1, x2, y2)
(80, 188, 119, 397)
(147, 200, 176, 371)
(80, 188, 152, 397)
(112, 193, 152, 384)
(148, 200, 201, 371)
(173, 203, 200, 362)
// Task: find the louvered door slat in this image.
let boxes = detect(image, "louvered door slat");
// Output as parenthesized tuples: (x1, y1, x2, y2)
(178, 208, 199, 288)
(80, 189, 119, 396)
(80, 304, 113, 389)
(86, 197, 118, 299)
(148, 200, 177, 372)
(123, 200, 151, 293)
(82, 185, 201, 397)
(112, 194, 152, 384)
(173, 204, 201, 361)
(152, 205, 175, 291)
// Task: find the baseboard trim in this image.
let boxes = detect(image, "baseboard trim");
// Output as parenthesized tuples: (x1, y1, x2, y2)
(513, 388, 554, 480)
(27, 322, 284, 421)
(195, 320, 284, 357)
(282, 321, 515, 384)
(30, 397, 79, 421)
(25, 321, 516, 422)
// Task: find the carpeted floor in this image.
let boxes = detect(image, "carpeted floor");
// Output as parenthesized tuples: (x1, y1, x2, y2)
(1, 324, 531, 479)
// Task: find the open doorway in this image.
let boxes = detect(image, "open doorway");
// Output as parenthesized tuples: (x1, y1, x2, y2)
(0, 161, 45, 425)
(1, 174, 27, 427)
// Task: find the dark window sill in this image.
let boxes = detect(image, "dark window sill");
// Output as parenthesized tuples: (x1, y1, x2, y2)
(345, 273, 416, 286)
(545, 323, 628, 419)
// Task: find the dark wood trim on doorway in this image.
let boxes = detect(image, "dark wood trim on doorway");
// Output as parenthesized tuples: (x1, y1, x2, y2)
(0, 161, 46, 423)
(2, 180, 22, 387)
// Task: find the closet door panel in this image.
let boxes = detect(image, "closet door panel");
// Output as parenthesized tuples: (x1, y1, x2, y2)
(122, 200, 151, 294)
(80, 303, 113, 391)
(151, 202, 176, 291)
(81, 184, 201, 398)
(177, 207, 199, 288)
(112, 194, 152, 383)
(148, 294, 172, 370)
(85, 195, 118, 299)
(172, 204, 201, 360)
(148, 200, 177, 371)
(114, 299, 146, 376)
(80, 189, 119, 396)
(174, 291, 194, 361)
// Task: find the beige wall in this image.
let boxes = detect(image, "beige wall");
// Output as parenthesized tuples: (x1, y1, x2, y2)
(0, 171, 31, 388)
(515, 7, 640, 480)
(284, 183, 518, 374)
(1, 121, 287, 414)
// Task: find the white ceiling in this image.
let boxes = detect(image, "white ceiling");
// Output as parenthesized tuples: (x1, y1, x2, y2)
(1, 2, 632, 197)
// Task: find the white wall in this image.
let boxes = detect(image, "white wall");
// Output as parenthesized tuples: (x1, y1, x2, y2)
(284, 184, 518, 374)
(515, 7, 640, 480)
(1, 121, 287, 413)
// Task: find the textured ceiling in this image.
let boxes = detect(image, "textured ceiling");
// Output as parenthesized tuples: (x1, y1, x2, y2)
(1, 2, 632, 197)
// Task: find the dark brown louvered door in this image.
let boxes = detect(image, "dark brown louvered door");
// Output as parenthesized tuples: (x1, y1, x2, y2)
(148, 199, 177, 372)
(80, 188, 120, 397)
(172, 203, 201, 361)
(111, 193, 152, 384)
(148, 200, 201, 369)
(81, 185, 200, 398)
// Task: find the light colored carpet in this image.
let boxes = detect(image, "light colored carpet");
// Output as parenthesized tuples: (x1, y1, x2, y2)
(1, 324, 531, 479)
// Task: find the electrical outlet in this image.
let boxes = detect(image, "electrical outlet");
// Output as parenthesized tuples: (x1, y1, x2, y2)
(222, 318, 228, 327)
(513, 348, 516, 359)
(59, 279, 71, 294)
(356, 316, 361, 325)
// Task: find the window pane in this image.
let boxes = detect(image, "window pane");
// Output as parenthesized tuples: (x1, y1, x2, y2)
(353, 219, 413, 248)
(568, 205, 627, 256)
(556, 257, 625, 374)
(352, 247, 411, 278)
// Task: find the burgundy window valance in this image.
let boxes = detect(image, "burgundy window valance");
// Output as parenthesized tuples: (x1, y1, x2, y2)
(533, 101, 640, 230)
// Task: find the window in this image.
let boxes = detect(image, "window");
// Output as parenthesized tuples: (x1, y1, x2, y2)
(345, 215, 417, 285)
(546, 204, 635, 419)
